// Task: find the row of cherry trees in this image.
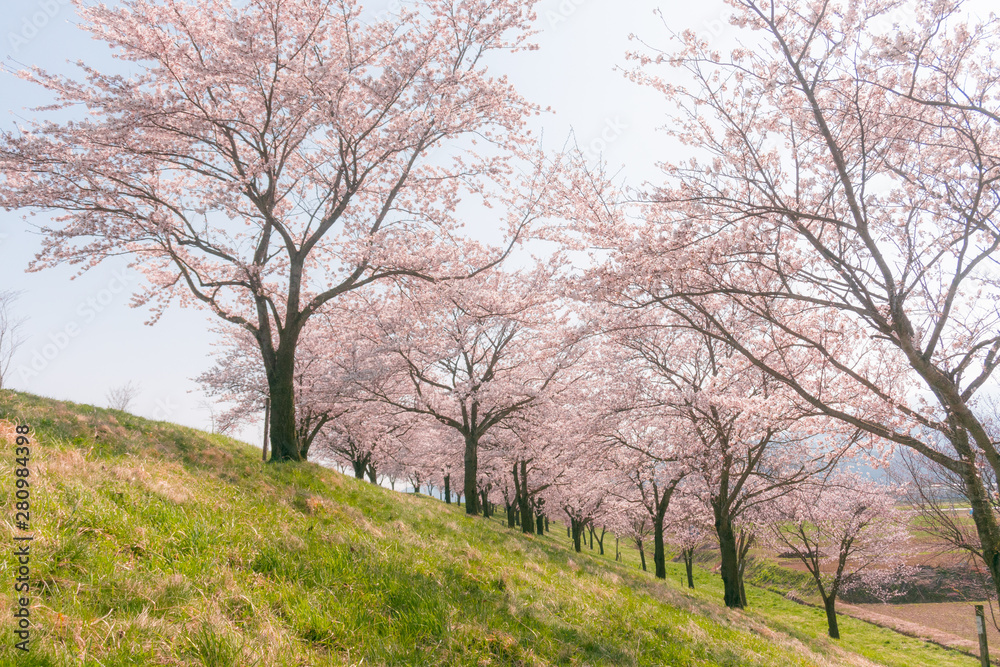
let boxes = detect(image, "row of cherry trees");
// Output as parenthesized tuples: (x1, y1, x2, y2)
(2, 0, 996, 642)
(197, 260, 914, 637)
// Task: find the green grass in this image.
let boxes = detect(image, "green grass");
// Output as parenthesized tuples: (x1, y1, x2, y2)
(0, 390, 981, 666)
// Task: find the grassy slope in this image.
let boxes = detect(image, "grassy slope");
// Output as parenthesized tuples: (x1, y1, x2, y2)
(0, 391, 979, 667)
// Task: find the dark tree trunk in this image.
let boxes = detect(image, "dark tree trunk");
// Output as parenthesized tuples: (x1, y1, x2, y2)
(571, 519, 584, 552)
(544, 516, 549, 533)
(595, 526, 605, 555)
(536, 513, 544, 535)
(515, 461, 533, 534)
(366, 464, 377, 484)
(351, 458, 366, 479)
(444, 475, 451, 504)
(737, 528, 752, 608)
(823, 595, 840, 639)
(480, 490, 490, 517)
(683, 549, 695, 589)
(266, 339, 302, 462)
(715, 513, 743, 608)
(588, 525, 595, 550)
(506, 503, 516, 528)
(464, 432, 479, 515)
(653, 513, 666, 580)
(637, 537, 647, 572)
(960, 449, 1000, 605)
(567, 524, 571, 538)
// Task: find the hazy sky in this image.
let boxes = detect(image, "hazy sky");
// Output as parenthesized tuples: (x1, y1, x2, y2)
(0, 0, 917, 442)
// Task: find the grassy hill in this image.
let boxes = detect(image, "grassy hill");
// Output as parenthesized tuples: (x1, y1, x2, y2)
(0, 391, 980, 666)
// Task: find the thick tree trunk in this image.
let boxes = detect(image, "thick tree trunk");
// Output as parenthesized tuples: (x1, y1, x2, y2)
(715, 513, 743, 608)
(823, 595, 840, 639)
(683, 548, 695, 589)
(464, 433, 479, 515)
(536, 513, 544, 535)
(959, 452, 1000, 604)
(571, 519, 584, 552)
(351, 458, 366, 479)
(366, 464, 377, 484)
(653, 513, 666, 580)
(266, 341, 302, 462)
(444, 475, 451, 504)
(506, 503, 516, 528)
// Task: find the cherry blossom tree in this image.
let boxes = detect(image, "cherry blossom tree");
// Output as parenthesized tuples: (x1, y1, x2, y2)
(665, 489, 714, 590)
(607, 0, 1000, 602)
(355, 267, 585, 515)
(596, 305, 841, 606)
(0, 0, 552, 462)
(760, 473, 913, 639)
(605, 413, 686, 579)
(548, 464, 614, 553)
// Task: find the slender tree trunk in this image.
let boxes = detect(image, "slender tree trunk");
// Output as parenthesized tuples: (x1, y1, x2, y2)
(506, 503, 515, 528)
(464, 432, 479, 515)
(480, 490, 490, 517)
(683, 549, 695, 589)
(637, 537, 647, 572)
(596, 527, 605, 555)
(444, 475, 451, 504)
(515, 461, 533, 534)
(715, 511, 743, 608)
(588, 525, 595, 550)
(567, 524, 571, 538)
(536, 513, 544, 535)
(545, 516, 549, 533)
(737, 529, 752, 608)
(823, 595, 840, 639)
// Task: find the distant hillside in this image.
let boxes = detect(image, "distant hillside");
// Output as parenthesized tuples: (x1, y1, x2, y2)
(0, 391, 977, 666)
